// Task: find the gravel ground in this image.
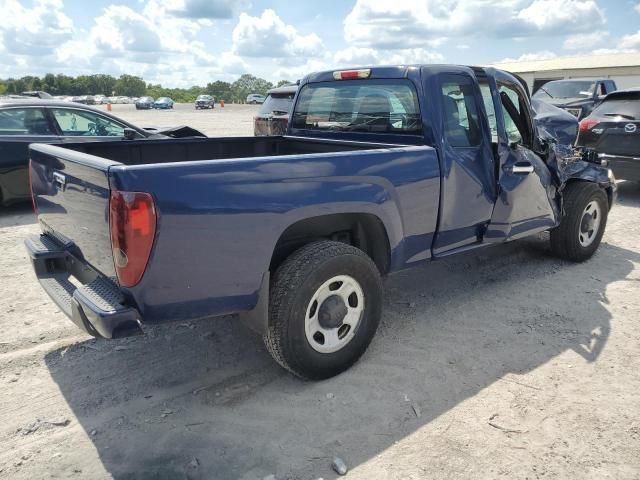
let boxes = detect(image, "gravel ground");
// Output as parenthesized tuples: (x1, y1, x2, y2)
(109, 102, 259, 137)
(0, 107, 639, 479)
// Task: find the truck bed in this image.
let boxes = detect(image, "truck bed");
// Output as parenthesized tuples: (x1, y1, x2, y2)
(28, 136, 441, 333)
(62, 135, 389, 165)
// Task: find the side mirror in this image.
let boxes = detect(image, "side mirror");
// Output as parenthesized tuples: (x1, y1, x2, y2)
(123, 128, 137, 140)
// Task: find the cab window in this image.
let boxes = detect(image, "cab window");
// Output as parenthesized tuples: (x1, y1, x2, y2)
(498, 84, 532, 146)
(440, 75, 482, 147)
(292, 80, 421, 134)
(0, 108, 54, 136)
(51, 109, 126, 137)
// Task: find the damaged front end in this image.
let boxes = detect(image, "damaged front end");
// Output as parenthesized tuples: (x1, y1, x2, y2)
(532, 98, 616, 208)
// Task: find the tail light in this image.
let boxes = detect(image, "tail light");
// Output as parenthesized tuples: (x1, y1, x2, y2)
(109, 191, 157, 287)
(579, 118, 599, 132)
(333, 69, 371, 80)
(28, 159, 38, 215)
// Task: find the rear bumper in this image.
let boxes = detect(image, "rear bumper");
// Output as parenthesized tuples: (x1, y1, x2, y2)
(25, 234, 142, 339)
(599, 153, 640, 182)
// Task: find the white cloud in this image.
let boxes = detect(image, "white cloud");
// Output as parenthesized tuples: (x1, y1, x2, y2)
(232, 9, 324, 58)
(333, 46, 443, 66)
(161, 0, 243, 19)
(497, 51, 557, 63)
(619, 31, 640, 50)
(563, 31, 609, 50)
(636, 3, 640, 14)
(343, 0, 605, 49)
(0, 0, 73, 56)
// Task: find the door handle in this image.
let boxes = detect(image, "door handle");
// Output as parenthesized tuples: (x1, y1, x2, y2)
(53, 171, 66, 191)
(510, 163, 534, 175)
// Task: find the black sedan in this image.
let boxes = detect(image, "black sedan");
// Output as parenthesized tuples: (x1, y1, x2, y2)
(195, 94, 215, 109)
(0, 99, 206, 206)
(576, 89, 640, 181)
(135, 96, 155, 109)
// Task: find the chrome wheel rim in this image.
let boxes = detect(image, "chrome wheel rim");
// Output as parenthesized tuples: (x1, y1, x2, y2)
(579, 200, 601, 247)
(304, 275, 365, 354)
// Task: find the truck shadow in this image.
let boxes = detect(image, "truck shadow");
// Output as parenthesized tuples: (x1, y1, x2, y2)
(43, 186, 639, 479)
(0, 202, 36, 227)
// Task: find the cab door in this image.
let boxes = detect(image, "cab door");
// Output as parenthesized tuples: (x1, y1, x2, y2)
(484, 70, 559, 242)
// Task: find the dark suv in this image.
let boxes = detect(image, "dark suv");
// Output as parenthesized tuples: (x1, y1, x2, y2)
(195, 95, 215, 109)
(254, 85, 297, 136)
(576, 88, 640, 181)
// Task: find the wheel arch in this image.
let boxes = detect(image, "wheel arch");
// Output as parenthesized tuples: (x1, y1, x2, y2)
(269, 213, 392, 276)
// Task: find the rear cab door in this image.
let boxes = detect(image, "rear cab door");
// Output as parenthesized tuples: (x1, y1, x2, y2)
(483, 68, 559, 241)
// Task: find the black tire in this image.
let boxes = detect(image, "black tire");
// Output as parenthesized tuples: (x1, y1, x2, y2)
(550, 182, 608, 262)
(264, 240, 383, 380)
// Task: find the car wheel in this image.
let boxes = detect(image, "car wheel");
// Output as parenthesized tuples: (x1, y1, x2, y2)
(550, 182, 608, 262)
(264, 240, 383, 380)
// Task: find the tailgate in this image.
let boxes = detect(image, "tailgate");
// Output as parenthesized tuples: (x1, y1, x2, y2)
(29, 143, 120, 278)
(596, 121, 640, 156)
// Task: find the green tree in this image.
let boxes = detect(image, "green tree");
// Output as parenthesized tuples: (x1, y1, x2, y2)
(114, 74, 146, 97)
(231, 74, 273, 103)
(276, 79, 293, 87)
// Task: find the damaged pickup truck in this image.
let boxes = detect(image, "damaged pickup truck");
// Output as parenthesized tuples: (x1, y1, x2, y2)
(25, 65, 615, 379)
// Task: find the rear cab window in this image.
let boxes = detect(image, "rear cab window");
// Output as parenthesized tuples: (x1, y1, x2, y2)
(291, 80, 421, 135)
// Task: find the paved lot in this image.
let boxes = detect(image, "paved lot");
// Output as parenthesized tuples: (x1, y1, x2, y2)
(0, 108, 639, 479)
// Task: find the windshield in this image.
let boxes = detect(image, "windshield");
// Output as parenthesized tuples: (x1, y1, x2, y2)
(259, 93, 295, 115)
(291, 79, 421, 134)
(533, 80, 596, 99)
(197, 95, 211, 100)
(157, 97, 170, 102)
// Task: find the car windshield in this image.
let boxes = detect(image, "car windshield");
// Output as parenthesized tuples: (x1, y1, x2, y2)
(259, 93, 295, 115)
(533, 81, 596, 99)
(291, 79, 421, 134)
(157, 98, 170, 102)
(197, 95, 210, 100)
(140, 97, 153, 102)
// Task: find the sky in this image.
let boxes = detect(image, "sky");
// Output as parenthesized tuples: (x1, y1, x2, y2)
(0, 0, 639, 87)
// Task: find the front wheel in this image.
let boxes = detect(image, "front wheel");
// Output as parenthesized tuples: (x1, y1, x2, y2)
(550, 182, 608, 262)
(264, 240, 383, 380)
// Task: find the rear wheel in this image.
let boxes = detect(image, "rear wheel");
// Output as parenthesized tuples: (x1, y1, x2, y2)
(264, 240, 383, 380)
(550, 182, 608, 262)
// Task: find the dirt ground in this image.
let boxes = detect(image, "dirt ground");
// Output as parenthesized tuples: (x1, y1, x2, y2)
(0, 106, 639, 479)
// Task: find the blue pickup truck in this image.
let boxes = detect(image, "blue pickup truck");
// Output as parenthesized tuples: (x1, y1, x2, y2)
(25, 65, 615, 379)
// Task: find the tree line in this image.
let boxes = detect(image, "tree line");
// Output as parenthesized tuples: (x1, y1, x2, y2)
(0, 74, 292, 103)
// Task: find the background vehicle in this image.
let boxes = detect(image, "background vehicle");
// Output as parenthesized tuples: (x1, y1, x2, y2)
(254, 84, 297, 136)
(195, 95, 215, 109)
(25, 65, 614, 380)
(20, 91, 53, 99)
(154, 97, 174, 109)
(246, 94, 266, 104)
(0, 99, 205, 206)
(135, 96, 155, 110)
(93, 95, 106, 105)
(71, 95, 96, 105)
(532, 79, 617, 120)
(577, 88, 640, 181)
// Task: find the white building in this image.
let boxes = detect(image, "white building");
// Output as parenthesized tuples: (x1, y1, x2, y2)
(493, 52, 640, 93)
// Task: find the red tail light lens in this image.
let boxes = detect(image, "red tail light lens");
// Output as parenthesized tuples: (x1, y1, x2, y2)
(579, 118, 599, 132)
(109, 191, 157, 287)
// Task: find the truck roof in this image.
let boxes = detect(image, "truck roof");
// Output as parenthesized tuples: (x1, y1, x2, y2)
(302, 64, 514, 84)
